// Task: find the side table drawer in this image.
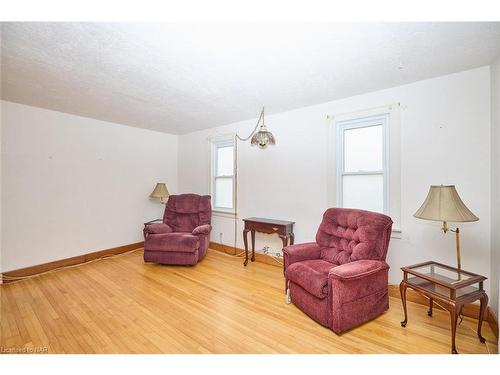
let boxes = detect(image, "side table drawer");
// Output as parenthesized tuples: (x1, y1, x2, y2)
(245, 222, 285, 235)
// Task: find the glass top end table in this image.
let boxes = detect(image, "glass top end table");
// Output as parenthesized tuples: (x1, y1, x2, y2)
(410, 263, 474, 283)
(399, 261, 488, 354)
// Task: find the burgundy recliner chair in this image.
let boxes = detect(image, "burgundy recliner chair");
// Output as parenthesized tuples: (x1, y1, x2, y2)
(284, 208, 393, 334)
(143, 194, 212, 266)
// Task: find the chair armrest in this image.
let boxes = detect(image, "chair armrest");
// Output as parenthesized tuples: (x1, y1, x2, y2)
(283, 242, 321, 268)
(144, 223, 173, 235)
(192, 224, 212, 235)
(328, 260, 389, 281)
(144, 218, 163, 225)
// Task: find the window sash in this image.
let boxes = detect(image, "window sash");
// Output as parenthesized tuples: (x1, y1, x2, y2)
(214, 176, 234, 183)
(210, 137, 236, 212)
(214, 144, 234, 178)
(336, 114, 389, 214)
(214, 176, 234, 209)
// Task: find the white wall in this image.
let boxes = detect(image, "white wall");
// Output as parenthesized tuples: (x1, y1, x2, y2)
(491, 57, 500, 317)
(178, 67, 492, 293)
(0, 29, 3, 282)
(0, 97, 2, 281)
(1, 101, 178, 271)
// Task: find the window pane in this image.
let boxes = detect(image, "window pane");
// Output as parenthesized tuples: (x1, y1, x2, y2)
(342, 174, 384, 213)
(344, 125, 383, 172)
(215, 177, 233, 208)
(217, 146, 234, 176)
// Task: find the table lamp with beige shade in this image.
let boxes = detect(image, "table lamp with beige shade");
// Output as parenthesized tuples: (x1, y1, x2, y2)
(150, 183, 170, 204)
(414, 185, 479, 272)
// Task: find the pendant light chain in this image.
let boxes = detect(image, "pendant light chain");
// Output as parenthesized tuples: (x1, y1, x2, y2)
(236, 107, 265, 141)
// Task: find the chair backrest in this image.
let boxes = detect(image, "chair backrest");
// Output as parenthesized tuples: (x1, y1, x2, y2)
(163, 194, 212, 232)
(315, 208, 393, 265)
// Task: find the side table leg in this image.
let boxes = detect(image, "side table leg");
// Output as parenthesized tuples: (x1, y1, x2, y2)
(399, 281, 408, 327)
(250, 229, 256, 262)
(289, 233, 295, 245)
(477, 293, 488, 344)
(243, 229, 249, 266)
(283, 260, 287, 294)
(428, 298, 433, 317)
(279, 234, 288, 250)
(450, 305, 459, 354)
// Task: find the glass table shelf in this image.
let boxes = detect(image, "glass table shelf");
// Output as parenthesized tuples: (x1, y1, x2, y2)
(410, 263, 473, 284)
(407, 275, 479, 298)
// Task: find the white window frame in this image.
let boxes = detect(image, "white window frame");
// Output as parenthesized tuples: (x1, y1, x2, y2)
(210, 135, 236, 214)
(336, 113, 390, 215)
(327, 103, 402, 237)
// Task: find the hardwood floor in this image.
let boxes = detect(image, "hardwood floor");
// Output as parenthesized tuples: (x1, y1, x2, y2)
(1, 248, 497, 354)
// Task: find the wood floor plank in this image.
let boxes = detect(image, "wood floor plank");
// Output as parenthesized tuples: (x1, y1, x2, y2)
(1, 248, 497, 354)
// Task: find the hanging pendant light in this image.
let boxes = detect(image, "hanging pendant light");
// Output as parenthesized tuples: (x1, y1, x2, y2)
(236, 107, 276, 149)
(250, 119, 276, 149)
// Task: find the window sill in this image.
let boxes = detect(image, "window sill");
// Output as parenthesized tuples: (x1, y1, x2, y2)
(212, 210, 238, 218)
(391, 228, 402, 239)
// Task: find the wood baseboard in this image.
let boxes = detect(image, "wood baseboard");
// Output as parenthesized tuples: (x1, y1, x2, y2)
(209, 241, 283, 267)
(1, 241, 144, 283)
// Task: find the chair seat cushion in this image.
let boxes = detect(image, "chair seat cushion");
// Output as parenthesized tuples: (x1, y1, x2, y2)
(145, 232, 200, 253)
(285, 259, 337, 299)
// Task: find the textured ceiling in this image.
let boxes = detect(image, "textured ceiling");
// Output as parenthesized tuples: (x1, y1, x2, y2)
(2, 22, 500, 134)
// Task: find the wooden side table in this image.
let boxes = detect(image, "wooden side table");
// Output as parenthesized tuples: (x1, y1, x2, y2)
(399, 261, 488, 354)
(242, 217, 295, 266)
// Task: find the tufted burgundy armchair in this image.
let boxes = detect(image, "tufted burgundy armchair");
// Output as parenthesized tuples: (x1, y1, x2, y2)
(284, 208, 393, 334)
(143, 194, 212, 266)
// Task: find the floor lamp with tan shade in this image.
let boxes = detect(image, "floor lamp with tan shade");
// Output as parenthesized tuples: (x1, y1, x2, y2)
(413, 185, 479, 273)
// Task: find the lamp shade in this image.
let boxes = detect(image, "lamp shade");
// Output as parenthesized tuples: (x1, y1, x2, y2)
(250, 123, 276, 149)
(150, 183, 169, 201)
(414, 185, 479, 223)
